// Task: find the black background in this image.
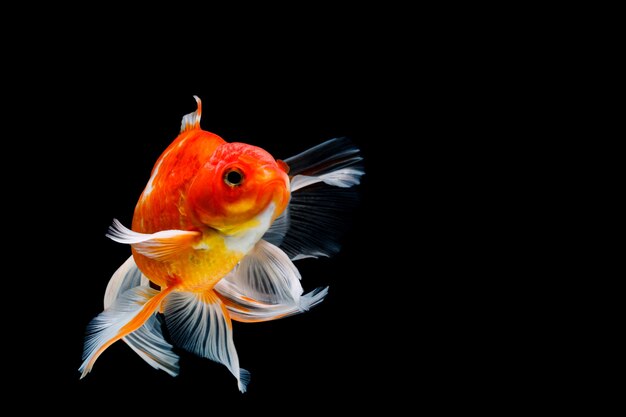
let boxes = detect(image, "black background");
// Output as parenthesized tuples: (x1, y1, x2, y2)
(19, 79, 424, 412)
(6, 50, 516, 412)
(3, 11, 564, 412)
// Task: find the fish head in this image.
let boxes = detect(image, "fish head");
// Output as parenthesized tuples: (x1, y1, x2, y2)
(187, 142, 290, 232)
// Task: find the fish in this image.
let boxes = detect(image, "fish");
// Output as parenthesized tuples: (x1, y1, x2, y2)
(79, 95, 364, 392)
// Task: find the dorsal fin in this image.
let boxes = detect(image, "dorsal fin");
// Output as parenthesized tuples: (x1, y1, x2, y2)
(180, 95, 202, 132)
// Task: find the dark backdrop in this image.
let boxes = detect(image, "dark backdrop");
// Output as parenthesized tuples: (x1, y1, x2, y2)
(19, 80, 420, 412)
(1, 11, 512, 413)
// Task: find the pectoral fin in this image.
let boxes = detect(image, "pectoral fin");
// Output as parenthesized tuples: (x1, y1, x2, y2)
(215, 279, 328, 323)
(106, 219, 200, 261)
(226, 239, 303, 305)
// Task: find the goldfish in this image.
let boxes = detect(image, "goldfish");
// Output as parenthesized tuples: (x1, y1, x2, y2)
(79, 96, 364, 392)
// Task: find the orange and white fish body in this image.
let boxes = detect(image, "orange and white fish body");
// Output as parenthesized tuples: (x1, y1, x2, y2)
(80, 96, 364, 392)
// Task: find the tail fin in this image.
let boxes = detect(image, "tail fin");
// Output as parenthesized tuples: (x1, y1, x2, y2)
(79, 285, 175, 378)
(263, 137, 365, 260)
(103, 255, 180, 377)
(163, 289, 250, 392)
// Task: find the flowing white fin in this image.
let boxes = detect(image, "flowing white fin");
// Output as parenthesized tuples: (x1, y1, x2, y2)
(163, 290, 250, 392)
(79, 285, 175, 378)
(263, 137, 364, 260)
(103, 255, 180, 377)
(180, 95, 202, 132)
(215, 279, 328, 323)
(106, 219, 200, 261)
(225, 239, 303, 305)
(261, 207, 290, 248)
(123, 319, 180, 377)
(104, 255, 148, 308)
(290, 167, 364, 192)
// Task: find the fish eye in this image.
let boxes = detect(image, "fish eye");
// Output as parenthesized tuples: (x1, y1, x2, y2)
(224, 168, 244, 187)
